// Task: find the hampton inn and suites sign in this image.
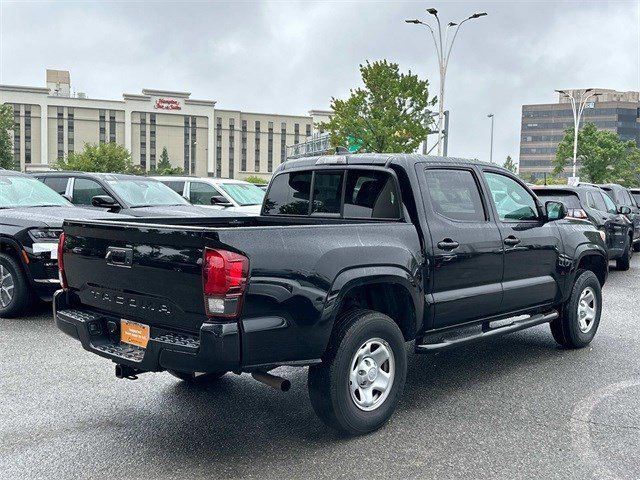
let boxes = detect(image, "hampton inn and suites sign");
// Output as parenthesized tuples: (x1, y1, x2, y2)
(154, 98, 182, 110)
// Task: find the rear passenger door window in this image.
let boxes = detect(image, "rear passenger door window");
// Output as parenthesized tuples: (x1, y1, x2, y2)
(424, 169, 486, 222)
(163, 181, 186, 196)
(72, 178, 109, 206)
(263, 171, 311, 215)
(311, 172, 343, 215)
(43, 177, 69, 195)
(343, 170, 400, 219)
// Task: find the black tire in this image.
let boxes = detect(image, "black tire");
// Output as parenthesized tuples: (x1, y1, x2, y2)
(0, 252, 31, 318)
(550, 270, 602, 349)
(168, 370, 226, 384)
(616, 237, 632, 271)
(307, 308, 407, 435)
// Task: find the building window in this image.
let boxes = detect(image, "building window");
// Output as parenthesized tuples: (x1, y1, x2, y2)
(229, 118, 235, 179)
(67, 107, 74, 154)
(294, 123, 300, 144)
(13, 105, 20, 168)
(306, 124, 311, 138)
(216, 116, 222, 178)
(267, 121, 274, 172)
(109, 111, 116, 143)
(241, 120, 247, 172)
(24, 106, 31, 164)
(183, 116, 190, 173)
(57, 107, 64, 159)
(99, 109, 106, 143)
(190, 116, 197, 175)
(254, 120, 261, 172)
(150, 113, 156, 170)
(140, 112, 146, 169)
(281, 122, 286, 163)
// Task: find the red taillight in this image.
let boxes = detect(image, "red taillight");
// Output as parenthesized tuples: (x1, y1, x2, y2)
(202, 248, 249, 318)
(57, 232, 68, 289)
(567, 208, 588, 220)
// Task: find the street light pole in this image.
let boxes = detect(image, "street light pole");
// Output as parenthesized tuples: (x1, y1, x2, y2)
(555, 88, 600, 178)
(406, 9, 487, 157)
(487, 113, 494, 163)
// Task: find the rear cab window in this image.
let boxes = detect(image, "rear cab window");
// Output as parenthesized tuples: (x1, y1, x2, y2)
(42, 176, 69, 195)
(263, 168, 400, 219)
(162, 181, 186, 196)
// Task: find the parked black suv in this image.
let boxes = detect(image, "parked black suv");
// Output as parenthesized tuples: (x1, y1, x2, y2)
(599, 183, 640, 251)
(533, 185, 634, 270)
(54, 154, 608, 435)
(0, 170, 125, 317)
(34, 172, 237, 218)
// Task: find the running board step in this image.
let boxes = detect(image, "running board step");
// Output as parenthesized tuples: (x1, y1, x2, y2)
(415, 310, 559, 353)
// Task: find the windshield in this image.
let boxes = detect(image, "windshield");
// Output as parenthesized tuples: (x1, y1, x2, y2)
(534, 191, 581, 209)
(218, 183, 265, 206)
(0, 175, 72, 209)
(106, 178, 189, 208)
(632, 193, 640, 206)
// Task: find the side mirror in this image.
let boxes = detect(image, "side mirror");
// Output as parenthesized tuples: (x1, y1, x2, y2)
(210, 195, 233, 207)
(545, 201, 567, 221)
(618, 205, 632, 215)
(91, 195, 119, 209)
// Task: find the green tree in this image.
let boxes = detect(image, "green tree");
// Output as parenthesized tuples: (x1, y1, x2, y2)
(553, 123, 634, 183)
(321, 60, 436, 153)
(619, 147, 640, 187)
(154, 147, 182, 175)
(0, 104, 15, 170)
(244, 175, 266, 184)
(503, 155, 517, 173)
(56, 142, 133, 173)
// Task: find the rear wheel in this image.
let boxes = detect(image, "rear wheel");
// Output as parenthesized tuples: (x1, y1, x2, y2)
(0, 253, 31, 318)
(550, 270, 602, 349)
(168, 370, 226, 384)
(307, 309, 407, 435)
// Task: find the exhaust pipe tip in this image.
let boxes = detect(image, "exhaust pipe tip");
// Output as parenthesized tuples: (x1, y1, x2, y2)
(251, 371, 291, 392)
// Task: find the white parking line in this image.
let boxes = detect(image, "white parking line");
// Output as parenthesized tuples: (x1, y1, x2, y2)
(570, 379, 640, 480)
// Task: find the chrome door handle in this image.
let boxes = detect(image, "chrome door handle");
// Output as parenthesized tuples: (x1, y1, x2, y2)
(437, 239, 460, 251)
(504, 236, 521, 246)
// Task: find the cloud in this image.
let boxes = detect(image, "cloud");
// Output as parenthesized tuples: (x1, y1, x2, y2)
(1, 0, 638, 166)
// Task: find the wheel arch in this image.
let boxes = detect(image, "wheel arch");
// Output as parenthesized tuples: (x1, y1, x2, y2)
(324, 266, 423, 344)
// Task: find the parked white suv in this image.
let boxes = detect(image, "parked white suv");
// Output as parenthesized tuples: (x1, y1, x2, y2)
(152, 177, 265, 215)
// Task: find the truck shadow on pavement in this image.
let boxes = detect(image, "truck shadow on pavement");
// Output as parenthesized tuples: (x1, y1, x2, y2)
(123, 327, 569, 466)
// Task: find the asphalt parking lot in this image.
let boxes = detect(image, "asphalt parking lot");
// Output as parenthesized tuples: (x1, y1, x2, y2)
(1, 259, 639, 480)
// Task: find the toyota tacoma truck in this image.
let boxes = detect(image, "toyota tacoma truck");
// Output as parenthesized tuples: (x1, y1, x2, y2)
(54, 154, 609, 435)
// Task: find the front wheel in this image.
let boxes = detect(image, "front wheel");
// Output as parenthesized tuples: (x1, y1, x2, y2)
(307, 309, 407, 435)
(0, 253, 31, 318)
(550, 270, 602, 349)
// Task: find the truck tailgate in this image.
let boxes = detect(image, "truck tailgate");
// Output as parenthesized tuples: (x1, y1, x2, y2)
(62, 220, 221, 333)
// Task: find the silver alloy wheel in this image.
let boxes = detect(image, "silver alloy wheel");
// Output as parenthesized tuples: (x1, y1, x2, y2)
(349, 337, 395, 412)
(577, 286, 597, 333)
(0, 264, 15, 308)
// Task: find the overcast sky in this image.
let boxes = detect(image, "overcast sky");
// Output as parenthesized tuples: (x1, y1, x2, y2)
(1, 0, 638, 166)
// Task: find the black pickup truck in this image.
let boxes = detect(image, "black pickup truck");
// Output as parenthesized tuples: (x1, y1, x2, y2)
(54, 154, 609, 435)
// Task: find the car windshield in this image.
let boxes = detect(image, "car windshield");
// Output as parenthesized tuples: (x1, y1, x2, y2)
(0, 175, 72, 209)
(106, 178, 189, 208)
(632, 192, 640, 206)
(218, 183, 265, 206)
(534, 191, 582, 209)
